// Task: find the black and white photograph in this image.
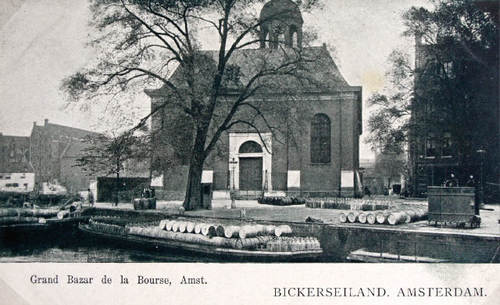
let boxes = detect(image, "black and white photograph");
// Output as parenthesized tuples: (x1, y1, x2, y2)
(0, 0, 499, 304)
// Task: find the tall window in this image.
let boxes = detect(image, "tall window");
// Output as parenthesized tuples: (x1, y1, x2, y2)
(442, 132, 452, 157)
(311, 114, 331, 163)
(426, 132, 437, 157)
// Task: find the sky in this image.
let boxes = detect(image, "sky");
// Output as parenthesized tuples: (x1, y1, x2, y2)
(0, 0, 431, 160)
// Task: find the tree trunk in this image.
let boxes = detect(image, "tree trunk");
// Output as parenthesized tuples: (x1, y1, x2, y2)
(183, 125, 208, 211)
(115, 157, 120, 207)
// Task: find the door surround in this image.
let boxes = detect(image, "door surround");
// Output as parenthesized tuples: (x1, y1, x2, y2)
(229, 133, 272, 191)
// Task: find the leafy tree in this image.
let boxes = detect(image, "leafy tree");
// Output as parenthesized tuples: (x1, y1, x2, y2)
(62, 0, 324, 210)
(366, 0, 498, 190)
(76, 132, 146, 205)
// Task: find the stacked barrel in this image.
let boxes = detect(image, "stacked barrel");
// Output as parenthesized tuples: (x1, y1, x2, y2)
(0, 208, 60, 225)
(305, 198, 392, 211)
(126, 219, 321, 252)
(88, 218, 127, 235)
(339, 207, 428, 226)
(258, 196, 306, 206)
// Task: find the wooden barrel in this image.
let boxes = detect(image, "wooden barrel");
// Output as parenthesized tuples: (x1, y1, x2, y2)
(237, 237, 260, 249)
(274, 225, 292, 237)
(178, 221, 187, 233)
(264, 225, 275, 235)
(216, 225, 225, 237)
(171, 221, 180, 232)
(201, 224, 216, 236)
(226, 238, 239, 249)
(158, 220, 166, 230)
(57, 210, 69, 219)
(165, 220, 175, 231)
(210, 237, 228, 247)
(194, 223, 203, 234)
(358, 212, 367, 224)
(223, 226, 239, 238)
(347, 211, 359, 223)
(239, 225, 258, 239)
(339, 212, 348, 223)
(387, 212, 407, 225)
(186, 222, 195, 233)
(375, 212, 390, 224)
(367, 213, 376, 225)
(133, 199, 143, 210)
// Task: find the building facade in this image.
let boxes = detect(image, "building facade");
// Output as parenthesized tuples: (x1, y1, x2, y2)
(148, 0, 362, 199)
(30, 119, 100, 193)
(0, 134, 35, 193)
(409, 33, 499, 198)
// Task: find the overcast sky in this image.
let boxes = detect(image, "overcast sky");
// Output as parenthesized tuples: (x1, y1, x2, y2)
(0, 0, 430, 159)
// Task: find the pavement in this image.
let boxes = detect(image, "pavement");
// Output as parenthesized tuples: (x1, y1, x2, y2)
(92, 199, 500, 237)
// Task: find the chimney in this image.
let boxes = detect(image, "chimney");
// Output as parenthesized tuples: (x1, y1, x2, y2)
(33, 121, 36, 127)
(44, 119, 49, 126)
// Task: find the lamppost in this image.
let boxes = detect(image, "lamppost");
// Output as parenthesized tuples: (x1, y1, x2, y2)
(229, 157, 238, 209)
(476, 149, 486, 209)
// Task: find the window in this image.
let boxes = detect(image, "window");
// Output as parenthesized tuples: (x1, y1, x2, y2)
(311, 114, 331, 163)
(426, 133, 437, 157)
(442, 132, 452, 157)
(239, 141, 262, 153)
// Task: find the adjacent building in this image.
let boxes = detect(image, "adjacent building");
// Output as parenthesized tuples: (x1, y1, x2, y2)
(409, 33, 499, 199)
(29, 119, 100, 193)
(0, 134, 35, 193)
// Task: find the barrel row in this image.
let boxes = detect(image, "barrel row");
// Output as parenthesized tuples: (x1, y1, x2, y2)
(0, 208, 59, 218)
(0, 216, 41, 225)
(128, 226, 320, 251)
(128, 226, 271, 249)
(339, 209, 428, 225)
(266, 237, 321, 252)
(258, 196, 306, 206)
(305, 199, 390, 211)
(158, 220, 293, 239)
(89, 219, 127, 235)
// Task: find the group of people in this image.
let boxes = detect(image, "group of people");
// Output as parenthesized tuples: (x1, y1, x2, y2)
(442, 173, 477, 188)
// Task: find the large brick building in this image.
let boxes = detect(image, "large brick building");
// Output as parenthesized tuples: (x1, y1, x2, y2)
(409, 33, 499, 198)
(148, 0, 362, 199)
(29, 119, 100, 193)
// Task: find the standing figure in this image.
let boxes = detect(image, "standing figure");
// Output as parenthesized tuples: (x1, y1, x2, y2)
(466, 175, 479, 215)
(443, 173, 459, 187)
(87, 188, 94, 207)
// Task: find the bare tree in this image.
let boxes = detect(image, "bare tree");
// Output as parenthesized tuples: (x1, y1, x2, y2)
(62, 0, 324, 210)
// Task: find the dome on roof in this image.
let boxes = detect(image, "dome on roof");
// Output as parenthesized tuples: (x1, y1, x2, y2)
(259, 0, 303, 49)
(259, 0, 303, 24)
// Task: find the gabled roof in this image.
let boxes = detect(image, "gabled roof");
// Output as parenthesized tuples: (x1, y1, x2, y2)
(146, 46, 357, 97)
(31, 121, 100, 140)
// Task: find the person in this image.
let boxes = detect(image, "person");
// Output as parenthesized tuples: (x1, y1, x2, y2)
(466, 175, 475, 187)
(363, 186, 371, 197)
(465, 175, 480, 215)
(142, 187, 150, 198)
(443, 173, 459, 187)
(87, 188, 94, 206)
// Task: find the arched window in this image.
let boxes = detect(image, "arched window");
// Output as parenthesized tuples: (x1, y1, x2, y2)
(311, 114, 331, 163)
(239, 141, 262, 153)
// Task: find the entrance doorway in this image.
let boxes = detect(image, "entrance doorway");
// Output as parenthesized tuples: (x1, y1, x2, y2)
(239, 157, 263, 191)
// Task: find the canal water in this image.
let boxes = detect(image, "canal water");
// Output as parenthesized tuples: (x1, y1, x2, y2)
(0, 230, 222, 263)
